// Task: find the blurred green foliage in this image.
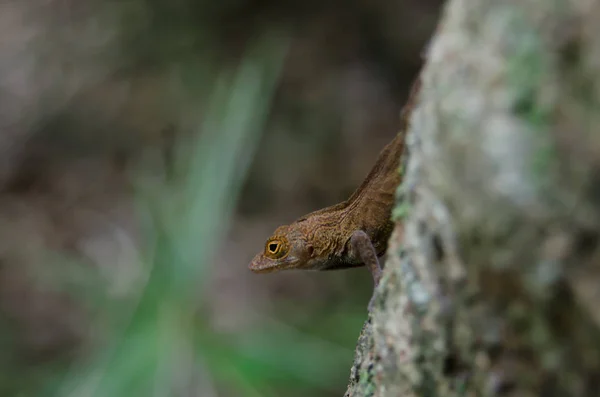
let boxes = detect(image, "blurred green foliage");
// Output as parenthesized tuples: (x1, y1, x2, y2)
(0, 31, 363, 397)
(0, 0, 436, 392)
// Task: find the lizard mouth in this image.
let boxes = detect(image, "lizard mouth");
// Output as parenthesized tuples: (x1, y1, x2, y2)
(248, 254, 293, 273)
(249, 264, 279, 273)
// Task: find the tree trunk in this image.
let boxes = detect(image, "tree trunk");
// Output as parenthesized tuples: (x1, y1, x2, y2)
(345, 0, 600, 395)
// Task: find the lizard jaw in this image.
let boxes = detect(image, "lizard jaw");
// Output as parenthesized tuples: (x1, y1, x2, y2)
(248, 253, 292, 273)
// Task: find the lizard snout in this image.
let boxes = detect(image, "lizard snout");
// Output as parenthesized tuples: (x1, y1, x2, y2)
(248, 253, 279, 273)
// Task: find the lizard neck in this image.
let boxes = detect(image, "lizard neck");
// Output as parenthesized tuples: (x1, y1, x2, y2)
(293, 78, 420, 258)
(293, 131, 405, 265)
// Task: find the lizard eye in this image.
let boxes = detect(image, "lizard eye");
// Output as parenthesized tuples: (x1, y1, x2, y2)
(265, 238, 288, 258)
(268, 242, 280, 254)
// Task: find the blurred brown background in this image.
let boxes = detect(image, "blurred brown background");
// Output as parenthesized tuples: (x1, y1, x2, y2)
(0, 0, 443, 395)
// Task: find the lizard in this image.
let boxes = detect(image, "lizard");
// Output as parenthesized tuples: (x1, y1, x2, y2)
(248, 78, 420, 307)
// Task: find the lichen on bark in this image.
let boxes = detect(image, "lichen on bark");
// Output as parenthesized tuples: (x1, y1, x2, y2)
(345, 0, 600, 395)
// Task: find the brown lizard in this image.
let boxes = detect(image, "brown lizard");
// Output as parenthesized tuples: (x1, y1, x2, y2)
(248, 78, 420, 305)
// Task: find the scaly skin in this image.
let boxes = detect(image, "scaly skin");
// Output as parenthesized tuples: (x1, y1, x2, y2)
(249, 78, 420, 303)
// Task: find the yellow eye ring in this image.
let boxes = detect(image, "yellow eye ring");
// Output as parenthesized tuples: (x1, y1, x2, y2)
(268, 242, 280, 254)
(264, 237, 288, 259)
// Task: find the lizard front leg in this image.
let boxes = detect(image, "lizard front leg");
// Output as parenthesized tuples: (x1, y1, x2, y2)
(350, 230, 382, 310)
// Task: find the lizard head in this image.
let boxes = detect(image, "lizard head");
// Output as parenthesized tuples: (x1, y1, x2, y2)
(248, 223, 315, 273)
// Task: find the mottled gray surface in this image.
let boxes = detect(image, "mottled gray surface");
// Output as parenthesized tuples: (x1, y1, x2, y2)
(346, 0, 600, 395)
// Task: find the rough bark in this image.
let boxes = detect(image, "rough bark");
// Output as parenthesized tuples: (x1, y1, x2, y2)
(345, 0, 600, 396)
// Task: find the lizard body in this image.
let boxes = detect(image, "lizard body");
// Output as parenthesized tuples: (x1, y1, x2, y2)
(249, 78, 420, 292)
